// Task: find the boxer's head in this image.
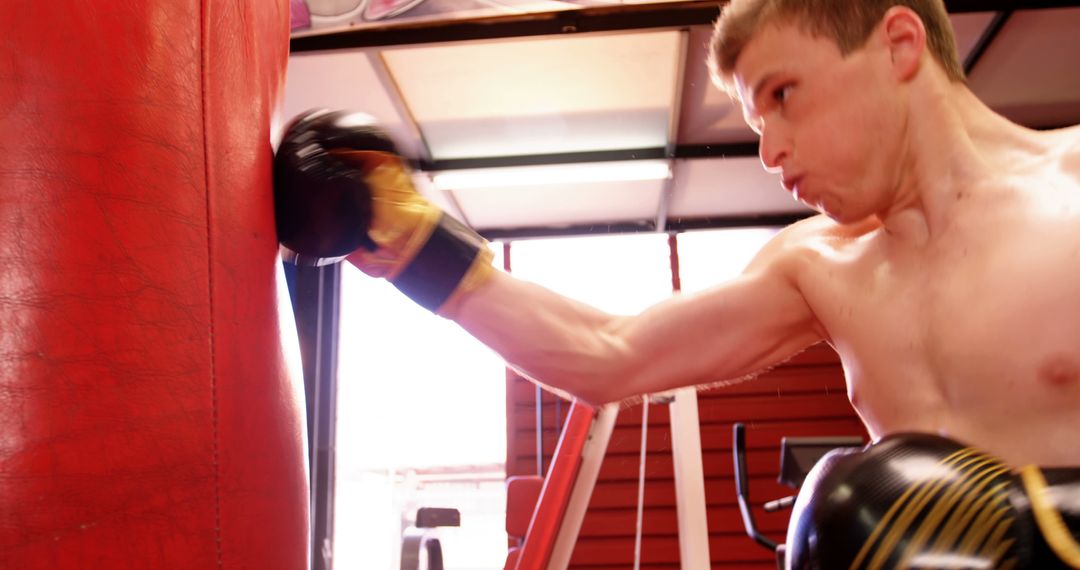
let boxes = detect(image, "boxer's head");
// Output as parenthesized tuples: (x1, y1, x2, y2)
(707, 1, 964, 223)
(708, 0, 963, 95)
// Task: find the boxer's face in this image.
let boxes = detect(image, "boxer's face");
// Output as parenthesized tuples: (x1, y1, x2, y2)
(733, 20, 906, 224)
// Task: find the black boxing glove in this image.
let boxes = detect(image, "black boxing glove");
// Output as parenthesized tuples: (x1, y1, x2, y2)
(274, 109, 494, 315)
(785, 433, 1080, 569)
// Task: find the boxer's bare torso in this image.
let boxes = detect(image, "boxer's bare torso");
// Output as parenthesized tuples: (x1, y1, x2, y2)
(719, 16, 1080, 467)
(459, 128, 1079, 468)
(790, 127, 1080, 466)
(460, 125, 1080, 468)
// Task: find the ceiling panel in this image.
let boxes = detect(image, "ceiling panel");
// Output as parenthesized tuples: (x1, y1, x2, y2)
(667, 158, 811, 219)
(450, 178, 665, 230)
(283, 3, 1080, 237)
(297, 0, 689, 34)
(967, 8, 1080, 127)
(282, 50, 428, 159)
(382, 31, 684, 159)
(950, 11, 999, 64)
(677, 25, 758, 145)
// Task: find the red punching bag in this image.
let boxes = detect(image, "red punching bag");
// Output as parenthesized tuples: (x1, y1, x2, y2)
(0, 1, 309, 568)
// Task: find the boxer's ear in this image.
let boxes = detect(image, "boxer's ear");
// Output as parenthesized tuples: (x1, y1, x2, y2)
(879, 6, 926, 82)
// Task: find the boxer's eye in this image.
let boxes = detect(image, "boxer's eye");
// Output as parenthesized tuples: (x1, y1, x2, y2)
(773, 84, 793, 104)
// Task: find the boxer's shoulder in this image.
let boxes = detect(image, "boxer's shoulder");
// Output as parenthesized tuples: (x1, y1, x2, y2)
(1016, 126, 1080, 225)
(1054, 122, 1080, 145)
(1057, 124, 1080, 177)
(733, 216, 877, 313)
(755, 214, 880, 274)
(1025, 123, 1080, 178)
(741, 215, 824, 275)
(762, 214, 877, 253)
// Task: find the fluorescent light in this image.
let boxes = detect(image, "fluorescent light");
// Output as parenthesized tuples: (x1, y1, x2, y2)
(430, 160, 672, 191)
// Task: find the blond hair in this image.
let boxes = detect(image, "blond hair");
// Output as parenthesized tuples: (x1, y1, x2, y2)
(707, 0, 964, 93)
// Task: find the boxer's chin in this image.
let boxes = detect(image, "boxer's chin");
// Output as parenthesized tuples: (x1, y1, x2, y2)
(808, 198, 841, 222)
(817, 199, 865, 226)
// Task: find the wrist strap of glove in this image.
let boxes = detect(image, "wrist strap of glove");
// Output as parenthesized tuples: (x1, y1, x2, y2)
(391, 212, 494, 314)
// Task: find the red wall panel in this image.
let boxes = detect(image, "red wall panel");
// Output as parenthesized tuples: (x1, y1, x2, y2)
(507, 343, 866, 568)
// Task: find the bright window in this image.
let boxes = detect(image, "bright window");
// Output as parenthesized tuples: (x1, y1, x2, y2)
(676, 227, 779, 292)
(334, 249, 508, 570)
(508, 232, 673, 312)
(329, 227, 780, 569)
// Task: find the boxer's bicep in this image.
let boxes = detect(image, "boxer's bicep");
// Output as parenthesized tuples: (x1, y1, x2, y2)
(610, 255, 821, 399)
(454, 224, 822, 405)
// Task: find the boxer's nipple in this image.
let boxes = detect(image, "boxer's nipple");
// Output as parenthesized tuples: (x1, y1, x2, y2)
(1038, 353, 1079, 388)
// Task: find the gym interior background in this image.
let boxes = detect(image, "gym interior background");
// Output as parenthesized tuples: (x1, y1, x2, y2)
(283, 1, 1080, 568)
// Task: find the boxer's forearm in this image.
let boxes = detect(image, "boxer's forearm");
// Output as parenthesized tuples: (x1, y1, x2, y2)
(452, 270, 640, 405)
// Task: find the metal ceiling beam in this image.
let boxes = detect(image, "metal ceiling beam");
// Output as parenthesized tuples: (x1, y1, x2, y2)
(419, 143, 758, 172)
(420, 147, 665, 171)
(366, 52, 433, 164)
(481, 220, 655, 240)
(290, 0, 1080, 53)
(291, 2, 723, 52)
(963, 11, 1013, 76)
(945, 0, 1078, 12)
(665, 213, 808, 232)
(676, 142, 760, 159)
(478, 212, 809, 241)
(656, 30, 693, 233)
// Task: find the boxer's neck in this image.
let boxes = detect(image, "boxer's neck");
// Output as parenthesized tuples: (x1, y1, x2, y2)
(880, 81, 1044, 245)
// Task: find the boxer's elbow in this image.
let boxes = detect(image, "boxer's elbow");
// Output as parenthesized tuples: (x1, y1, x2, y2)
(560, 320, 657, 406)
(509, 319, 644, 406)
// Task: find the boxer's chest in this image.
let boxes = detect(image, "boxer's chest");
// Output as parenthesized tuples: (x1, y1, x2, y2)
(806, 197, 1080, 434)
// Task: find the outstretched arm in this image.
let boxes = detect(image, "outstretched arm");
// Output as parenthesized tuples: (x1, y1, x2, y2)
(273, 110, 825, 405)
(453, 224, 825, 405)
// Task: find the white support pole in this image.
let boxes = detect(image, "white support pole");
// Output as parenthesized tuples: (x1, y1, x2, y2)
(668, 388, 711, 568)
(546, 404, 619, 570)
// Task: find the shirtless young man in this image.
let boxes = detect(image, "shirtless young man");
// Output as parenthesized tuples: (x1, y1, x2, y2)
(274, 0, 1080, 565)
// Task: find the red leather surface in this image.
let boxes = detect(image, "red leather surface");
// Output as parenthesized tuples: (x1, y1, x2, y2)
(0, 1, 307, 568)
